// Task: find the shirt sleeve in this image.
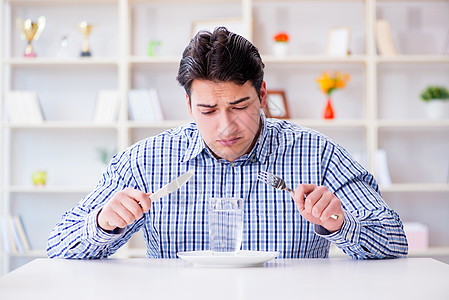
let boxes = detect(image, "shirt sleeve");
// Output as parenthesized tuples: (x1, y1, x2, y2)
(318, 140, 408, 259)
(46, 150, 145, 259)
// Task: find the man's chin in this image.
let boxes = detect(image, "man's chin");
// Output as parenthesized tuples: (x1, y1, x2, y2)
(211, 147, 245, 162)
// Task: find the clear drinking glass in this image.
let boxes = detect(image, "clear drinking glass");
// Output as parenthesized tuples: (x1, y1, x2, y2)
(209, 198, 244, 255)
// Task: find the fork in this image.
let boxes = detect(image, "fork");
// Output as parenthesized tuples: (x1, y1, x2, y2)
(258, 171, 338, 220)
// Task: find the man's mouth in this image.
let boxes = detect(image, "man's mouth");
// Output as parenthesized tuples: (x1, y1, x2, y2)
(217, 137, 240, 146)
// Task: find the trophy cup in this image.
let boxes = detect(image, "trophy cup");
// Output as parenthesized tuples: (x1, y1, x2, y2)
(17, 16, 46, 57)
(78, 21, 93, 57)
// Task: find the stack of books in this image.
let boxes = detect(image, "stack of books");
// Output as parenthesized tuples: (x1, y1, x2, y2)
(5, 91, 44, 124)
(0, 214, 31, 254)
(128, 89, 164, 122)
(92, 90, 121, 123)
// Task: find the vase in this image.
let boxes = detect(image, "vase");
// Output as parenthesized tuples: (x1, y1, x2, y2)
(273, 42, 289, 56)
(323, 96, 335, 119)
(425, 100, 448, 120)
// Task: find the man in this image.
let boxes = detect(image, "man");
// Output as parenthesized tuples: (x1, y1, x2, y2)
(47, 27, 408, 259)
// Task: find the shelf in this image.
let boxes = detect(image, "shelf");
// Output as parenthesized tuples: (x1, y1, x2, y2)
(2, 250, 47, 258)
(408, 247, 449, 257)
(6, 122, 120, 129)
(6, 0, 118, 5)
(4, 58, 119, 67)
(128, 120, 192, 129)
(376, 55, 449, 64)
(329, 245, 449, 258)
(380, 183, 449, 193)
(130, 0, 242, 3)
(262, 55, 367, 64)
(290, 119, 367, 128)
(2, 0, 449, 276)
(9, 186, 94, 193)
(129, 56, 182, 65)
(377, 119, 449, 128)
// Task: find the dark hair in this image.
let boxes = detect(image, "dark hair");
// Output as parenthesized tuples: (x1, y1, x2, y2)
(176, 27, 265, 101)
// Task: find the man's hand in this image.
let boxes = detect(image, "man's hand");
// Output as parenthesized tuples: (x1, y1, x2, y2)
(293, 184, 344, 233)
(97, 187, 152, 232)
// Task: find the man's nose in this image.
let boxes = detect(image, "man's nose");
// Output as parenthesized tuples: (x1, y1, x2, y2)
(217, 111, 238, 137)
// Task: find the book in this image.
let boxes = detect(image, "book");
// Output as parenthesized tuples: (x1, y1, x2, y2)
(128, 89, 146, 121)
(403, 222, 429, 250)
(375, 149, 392, 187)
(0, 215, 11, 253)
(375, 19, 397, 56)
(93, 90, 121, 123)
(128, 89, 164, 121)
(13, 215, 31, 252)
(5, 91, 45, 124)
(5, 215, 18, 254)
(0, 214, 32, 254)
(8, 215, 24, 253)
(351, 151, 368, 170)
(148, 89, 164, 121)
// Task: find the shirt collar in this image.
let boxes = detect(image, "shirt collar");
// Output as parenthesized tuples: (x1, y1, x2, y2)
(180, 110, 271, 165)
(180, 124, 207, 163)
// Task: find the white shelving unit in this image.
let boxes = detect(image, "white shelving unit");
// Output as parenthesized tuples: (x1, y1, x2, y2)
(1, 0, 449, 274)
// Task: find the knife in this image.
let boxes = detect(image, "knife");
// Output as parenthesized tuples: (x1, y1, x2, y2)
(149, 171, 194, 202)
(106, 171, 193, 228)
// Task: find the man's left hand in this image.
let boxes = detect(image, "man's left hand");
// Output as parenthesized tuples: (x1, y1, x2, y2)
(293, 184, 344, 233)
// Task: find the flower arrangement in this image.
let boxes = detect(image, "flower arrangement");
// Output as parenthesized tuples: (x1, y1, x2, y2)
(420, 86, 449, 102)
(316, 71, 351, 96)
(316, 71, 350, 119)
(273, 32, 289, 43)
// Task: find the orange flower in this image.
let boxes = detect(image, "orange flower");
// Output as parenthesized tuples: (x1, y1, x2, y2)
(316, 71, 350, 95)
(273, 32, 289, 43)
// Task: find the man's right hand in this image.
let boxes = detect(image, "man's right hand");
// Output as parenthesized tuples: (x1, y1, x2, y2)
(97, 187, 152, 232)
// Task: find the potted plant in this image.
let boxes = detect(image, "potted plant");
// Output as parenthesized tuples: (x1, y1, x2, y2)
(420, 86, 449, 120)
(273, 32, 289, 56)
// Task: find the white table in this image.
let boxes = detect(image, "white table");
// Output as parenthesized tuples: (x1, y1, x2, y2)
(1, 258, 448, 300)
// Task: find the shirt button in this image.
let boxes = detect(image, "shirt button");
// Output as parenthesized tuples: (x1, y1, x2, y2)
(231, 163, 237, 167)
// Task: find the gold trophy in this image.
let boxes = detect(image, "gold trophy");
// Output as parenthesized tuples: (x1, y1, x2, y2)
(78, 21, 93, 57)
(17, 16, 46, 57)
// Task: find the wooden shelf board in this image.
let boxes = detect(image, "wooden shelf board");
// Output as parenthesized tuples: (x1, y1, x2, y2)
(263, 55, 367, 64)
(5, 58, 118, 66)
(377, 120, 449, 128)
(7, 0, 118, 6)
(290, 119, 367, 128)
(9, 186, 94, 193)
(380, 183, 449, 193)
(128, 120, 192, 129)
(376, 55, 449, 64)
(6, 122, 119, 129)
(129, 56, 182, 64)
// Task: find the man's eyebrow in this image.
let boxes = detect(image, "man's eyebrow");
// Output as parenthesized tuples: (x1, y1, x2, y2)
(230, 97, 250, 105)
(196, 97, 251, 108)
(196, 103, 217, 108)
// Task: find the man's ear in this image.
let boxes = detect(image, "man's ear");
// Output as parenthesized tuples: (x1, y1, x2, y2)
(186, 93, 193, 117)
(259, 81, 268, 109)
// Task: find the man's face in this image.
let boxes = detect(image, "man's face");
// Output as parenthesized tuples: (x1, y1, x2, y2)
(187, 80, 267, 162)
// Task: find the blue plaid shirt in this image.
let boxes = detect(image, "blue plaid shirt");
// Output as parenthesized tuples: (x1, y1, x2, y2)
(47, 113, 408, 259)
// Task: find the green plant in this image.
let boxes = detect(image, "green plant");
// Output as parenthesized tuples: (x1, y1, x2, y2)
(420, 86, 449, 102)
(97, 147, 116, 165)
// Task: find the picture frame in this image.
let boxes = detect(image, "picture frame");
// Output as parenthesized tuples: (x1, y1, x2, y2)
(191, 18, 249, 40)
(326, 27, 351, 56)
(264, 90, 289, 119)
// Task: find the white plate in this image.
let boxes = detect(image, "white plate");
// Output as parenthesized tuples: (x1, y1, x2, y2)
(177, 250, 280, 267)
